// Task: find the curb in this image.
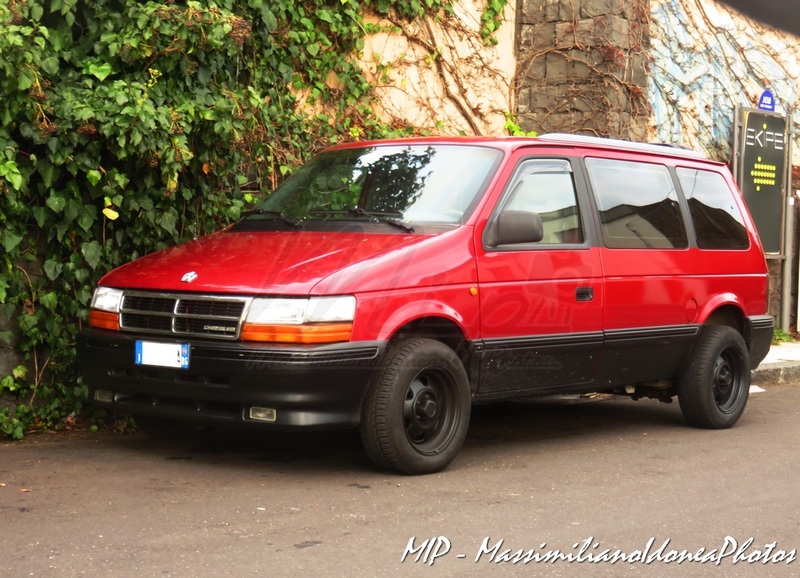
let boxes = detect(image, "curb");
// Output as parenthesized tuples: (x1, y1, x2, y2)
(752, 362, 800, 386)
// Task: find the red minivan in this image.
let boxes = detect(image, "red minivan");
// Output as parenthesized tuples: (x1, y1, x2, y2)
(78, 134, 773, 474)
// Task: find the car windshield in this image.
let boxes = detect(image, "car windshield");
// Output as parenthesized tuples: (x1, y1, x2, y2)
(248, 144, 502, 225)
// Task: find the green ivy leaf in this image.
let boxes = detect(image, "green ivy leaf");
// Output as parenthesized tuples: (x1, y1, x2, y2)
(1, 230, 23, 253)
(40, 292, 58, 312)
(81, 240, 103, 270)
(65, 199, 80, 222)
(158, 209, 177, 234)
(87, 63, 114, 81)
(18, 70, 35, 91)
(261, 6, 277, 30)
(31, 206, 48, 228)
(40, 56, 60, 76)
(46, 195, 67, 213)
(4, 171, 23, 191)
(48, 28, 65, 52)
(43, 260, 64, 281)
(86, 169, 102, 186)
(77, 207, 96, 232)
(39, 160, 58, 188)
(30, 3, 45, 21)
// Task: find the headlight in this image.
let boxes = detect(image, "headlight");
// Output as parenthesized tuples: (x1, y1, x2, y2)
(306, 296, 356, 322)
(245, 296, 356, 324)
(242, 296, 356, 344)
(91, 287, 124, 313)
(88, 286, 123, 331)
(246, 298, 308, 325)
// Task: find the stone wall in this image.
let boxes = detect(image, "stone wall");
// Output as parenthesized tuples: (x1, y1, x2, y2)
(516, 0, 651, 139)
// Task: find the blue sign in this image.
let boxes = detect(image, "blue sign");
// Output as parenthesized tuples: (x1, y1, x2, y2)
(758, 89, 776, 111)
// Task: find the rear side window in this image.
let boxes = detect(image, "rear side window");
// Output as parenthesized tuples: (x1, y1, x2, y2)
(586, 158, 688, 249)
(676, 168, 750, 250)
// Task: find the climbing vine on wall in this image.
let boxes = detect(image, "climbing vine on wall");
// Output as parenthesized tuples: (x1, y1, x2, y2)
(0, 0, 513, 438)
(515, 0, 651, 139)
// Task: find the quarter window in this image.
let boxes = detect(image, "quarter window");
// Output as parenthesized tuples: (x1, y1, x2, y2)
(676, 168, 749, 250)
(586, 158, 688, 249)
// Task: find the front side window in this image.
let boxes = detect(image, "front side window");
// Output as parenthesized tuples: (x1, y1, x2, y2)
(500, 159, 583, 244)
(586, 158, 687, 249)
(245, 144, 502, 226)
(676, 167, 749, 250)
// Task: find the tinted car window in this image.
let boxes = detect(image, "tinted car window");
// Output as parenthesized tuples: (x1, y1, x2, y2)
(503, 159, 583, 244)
(252, 144, 502, 225)
(676, 167, 750, 250)
(586, 158, 688, 249)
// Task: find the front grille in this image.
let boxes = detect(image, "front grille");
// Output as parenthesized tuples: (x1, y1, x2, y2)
(123, 312, 173, 332)
(120, 292, 249, 340)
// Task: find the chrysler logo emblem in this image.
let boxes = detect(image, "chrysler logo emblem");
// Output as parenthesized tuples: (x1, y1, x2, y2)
(181, 271, 198, 283)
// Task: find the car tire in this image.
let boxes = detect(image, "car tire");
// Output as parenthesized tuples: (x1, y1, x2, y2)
(359, 338, 471, 475)
(678, 325, 750, 429)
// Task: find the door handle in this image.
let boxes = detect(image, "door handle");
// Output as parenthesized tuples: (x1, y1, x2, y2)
(576, 286, 594, 302)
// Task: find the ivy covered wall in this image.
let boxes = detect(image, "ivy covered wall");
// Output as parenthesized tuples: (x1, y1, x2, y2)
(1, 0, 507, 437)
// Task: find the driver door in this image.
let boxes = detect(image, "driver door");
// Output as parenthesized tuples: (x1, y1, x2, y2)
(475, 153, 604, 395)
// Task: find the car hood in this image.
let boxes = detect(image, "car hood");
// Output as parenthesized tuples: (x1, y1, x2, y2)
(99, 230, 434, 295)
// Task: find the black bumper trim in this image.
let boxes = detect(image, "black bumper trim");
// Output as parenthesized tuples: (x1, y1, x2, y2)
(77, 329, 386, 430)
(747, 314, 773, 369)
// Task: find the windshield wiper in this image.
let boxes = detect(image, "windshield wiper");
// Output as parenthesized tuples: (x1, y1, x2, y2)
(242, 209, 304, 229)
(309, 208, 415, 233)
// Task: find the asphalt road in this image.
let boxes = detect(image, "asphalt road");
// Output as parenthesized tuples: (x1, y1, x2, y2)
(2, 383, 800, 578)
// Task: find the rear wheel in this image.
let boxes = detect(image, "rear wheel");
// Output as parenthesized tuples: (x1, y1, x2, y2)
(359, 338, 471, 475)
(678, 325, 750, 429)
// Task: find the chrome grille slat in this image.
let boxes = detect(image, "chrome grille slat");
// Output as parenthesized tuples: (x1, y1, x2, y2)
(119, 292, 250, 340)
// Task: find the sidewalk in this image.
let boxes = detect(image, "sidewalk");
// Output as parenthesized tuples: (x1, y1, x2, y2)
(752, 340, 800, 385)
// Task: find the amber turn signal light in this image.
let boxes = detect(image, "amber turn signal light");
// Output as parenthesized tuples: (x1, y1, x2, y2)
(88, 310, 120, 331)
(240, 322, 352, 344)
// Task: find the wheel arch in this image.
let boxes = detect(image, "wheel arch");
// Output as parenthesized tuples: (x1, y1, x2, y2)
(698, 299, 768, 358)
(382, 314, 474, 393)
(702, 304, 745, 333)
(389, 316, 469, 357)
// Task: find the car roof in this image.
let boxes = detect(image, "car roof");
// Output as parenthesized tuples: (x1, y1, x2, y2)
(326, 133, 717, 164)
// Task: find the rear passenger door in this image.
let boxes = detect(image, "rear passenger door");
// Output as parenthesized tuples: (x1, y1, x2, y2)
(475, 153, 604, 395)
(583, 156, 698, 384)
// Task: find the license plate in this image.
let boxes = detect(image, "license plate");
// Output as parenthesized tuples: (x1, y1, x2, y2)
(135, 341, 190, 369)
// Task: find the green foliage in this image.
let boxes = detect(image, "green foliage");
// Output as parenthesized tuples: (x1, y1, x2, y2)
(773, 328, 796, 344)
(503, 113, 537, 137)
(0, 0, 479, 437)
(480, 0, 507, 45)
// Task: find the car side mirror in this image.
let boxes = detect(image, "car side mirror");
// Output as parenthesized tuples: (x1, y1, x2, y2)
(491, 210, 544, 245)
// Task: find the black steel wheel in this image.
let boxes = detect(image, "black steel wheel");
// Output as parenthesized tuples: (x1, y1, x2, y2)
(359, 338, 471, 474)
(678, 325, 750, 429)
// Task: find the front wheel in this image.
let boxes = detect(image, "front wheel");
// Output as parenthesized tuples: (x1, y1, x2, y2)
(678, 325, 750, 429)
(359, 338, 471, 475)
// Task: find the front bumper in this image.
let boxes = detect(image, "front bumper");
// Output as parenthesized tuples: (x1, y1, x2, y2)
(77, 329, 386, 429)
